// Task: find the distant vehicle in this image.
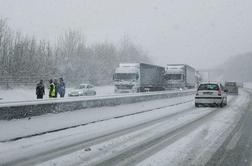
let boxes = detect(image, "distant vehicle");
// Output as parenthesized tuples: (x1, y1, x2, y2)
(236, 81, 244, 88)
(195, 70, 202, 87)
(225, 82, 238, 95)
(113, 63, 165, 93)
(164, 64, 197, 89)
(68, 84, 96, 97)
(195, 82, 227, 107)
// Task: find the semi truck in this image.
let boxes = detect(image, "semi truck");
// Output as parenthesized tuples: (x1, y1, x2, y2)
(164, 64, 197, 89)
(113, 63, 165, 93)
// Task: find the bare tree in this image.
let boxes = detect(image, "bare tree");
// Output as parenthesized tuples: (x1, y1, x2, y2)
(0, 19, 152, 88)
(118, 35, 151, 63)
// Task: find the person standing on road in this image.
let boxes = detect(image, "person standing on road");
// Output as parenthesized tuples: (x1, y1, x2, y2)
(49, 79, 56, 98)
(58, 78, 65, 98)
(54, 79, 59, 98)
(36, 80, 45, 99)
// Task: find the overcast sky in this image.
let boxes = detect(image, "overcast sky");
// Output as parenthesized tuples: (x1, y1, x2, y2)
(0, 0, 252, 69)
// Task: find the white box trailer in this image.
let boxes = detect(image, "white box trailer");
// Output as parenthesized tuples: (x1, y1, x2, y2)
(113, 63, 165, 92)
(164, 64, 197, 89)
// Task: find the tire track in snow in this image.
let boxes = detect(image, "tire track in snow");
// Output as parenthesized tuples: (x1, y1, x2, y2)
(1, 100, 196, 166)
(1, 99, 193, 142)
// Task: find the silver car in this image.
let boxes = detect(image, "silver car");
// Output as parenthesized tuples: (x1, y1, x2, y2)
(68, 84, 96, 97)
(195, 83, 227, 107)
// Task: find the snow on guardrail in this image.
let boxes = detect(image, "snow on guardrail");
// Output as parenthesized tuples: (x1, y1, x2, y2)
(0, 90, 195, 120)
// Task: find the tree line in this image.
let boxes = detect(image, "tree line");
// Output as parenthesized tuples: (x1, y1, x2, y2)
(0, 18, 151, 88)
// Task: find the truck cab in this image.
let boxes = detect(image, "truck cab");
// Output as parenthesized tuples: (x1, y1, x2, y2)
(164, 65, 186, 89)
(113, 63, 140, 93)
(164, 64, 196, 89)
(113, 63, 165, 93)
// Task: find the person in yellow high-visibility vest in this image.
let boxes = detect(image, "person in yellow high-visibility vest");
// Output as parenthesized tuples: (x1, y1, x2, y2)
(49, 79, 56, 98)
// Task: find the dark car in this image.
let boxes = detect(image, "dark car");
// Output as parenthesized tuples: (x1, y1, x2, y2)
(224, 82, 238, 95)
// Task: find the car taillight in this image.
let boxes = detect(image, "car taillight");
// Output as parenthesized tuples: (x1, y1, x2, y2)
(218, 89, 221, 96)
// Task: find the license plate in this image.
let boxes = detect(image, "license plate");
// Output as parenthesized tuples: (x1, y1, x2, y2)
(203, 92, 213, 95)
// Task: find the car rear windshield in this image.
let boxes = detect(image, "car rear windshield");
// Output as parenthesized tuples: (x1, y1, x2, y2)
(198, 84, 219, 91)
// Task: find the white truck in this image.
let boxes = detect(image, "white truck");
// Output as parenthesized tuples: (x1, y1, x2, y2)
(113, 63, 165, 93)
(164, 64, 196, 89)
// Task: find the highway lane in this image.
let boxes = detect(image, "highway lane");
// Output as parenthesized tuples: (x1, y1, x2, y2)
(0, 90, 248, 166)
(0, 96, 209, 166)
(36, 97, 239, 166)
(206, 89, 252, 166)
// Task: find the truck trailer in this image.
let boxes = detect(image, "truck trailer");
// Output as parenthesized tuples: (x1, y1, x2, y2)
(113, 63, 165, 93)
(164, 64, 196, 89)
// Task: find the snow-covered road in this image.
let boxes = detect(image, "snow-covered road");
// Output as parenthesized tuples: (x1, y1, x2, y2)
(0, 89, 250, 166)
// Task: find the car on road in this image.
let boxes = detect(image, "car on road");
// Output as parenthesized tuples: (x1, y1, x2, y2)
(68, 84, 96, 97)
(225, 81, 238, 95)
(195, 82, 227, 107)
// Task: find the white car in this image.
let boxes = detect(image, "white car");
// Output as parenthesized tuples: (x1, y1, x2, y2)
(68, 84, 96, 97)
(195, 83, 227, 107)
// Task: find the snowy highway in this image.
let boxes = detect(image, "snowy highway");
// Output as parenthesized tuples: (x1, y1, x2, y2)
(0, 88, 251, 166)
(1, 1, 252, 165)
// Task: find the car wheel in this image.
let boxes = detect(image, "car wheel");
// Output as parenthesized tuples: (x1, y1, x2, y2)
(224, 98, 227, 106)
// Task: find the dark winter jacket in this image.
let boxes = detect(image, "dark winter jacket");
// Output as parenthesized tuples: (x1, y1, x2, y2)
(54, 81, 58, 98)
(58, 81, 65, 97)
(36, 83, 45, 99)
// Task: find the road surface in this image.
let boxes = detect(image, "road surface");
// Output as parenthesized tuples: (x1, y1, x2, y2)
(0, 89, 251, 166)
(206, 88, 252, 166)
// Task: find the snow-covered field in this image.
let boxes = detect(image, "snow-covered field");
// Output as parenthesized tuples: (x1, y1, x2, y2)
(244, 82, 252, 90)
(0, 89, 250, 166)
(0, 85, 114, 103)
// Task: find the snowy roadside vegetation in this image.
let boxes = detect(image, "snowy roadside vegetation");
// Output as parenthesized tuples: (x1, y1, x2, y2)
(0, 18, 150, 88)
